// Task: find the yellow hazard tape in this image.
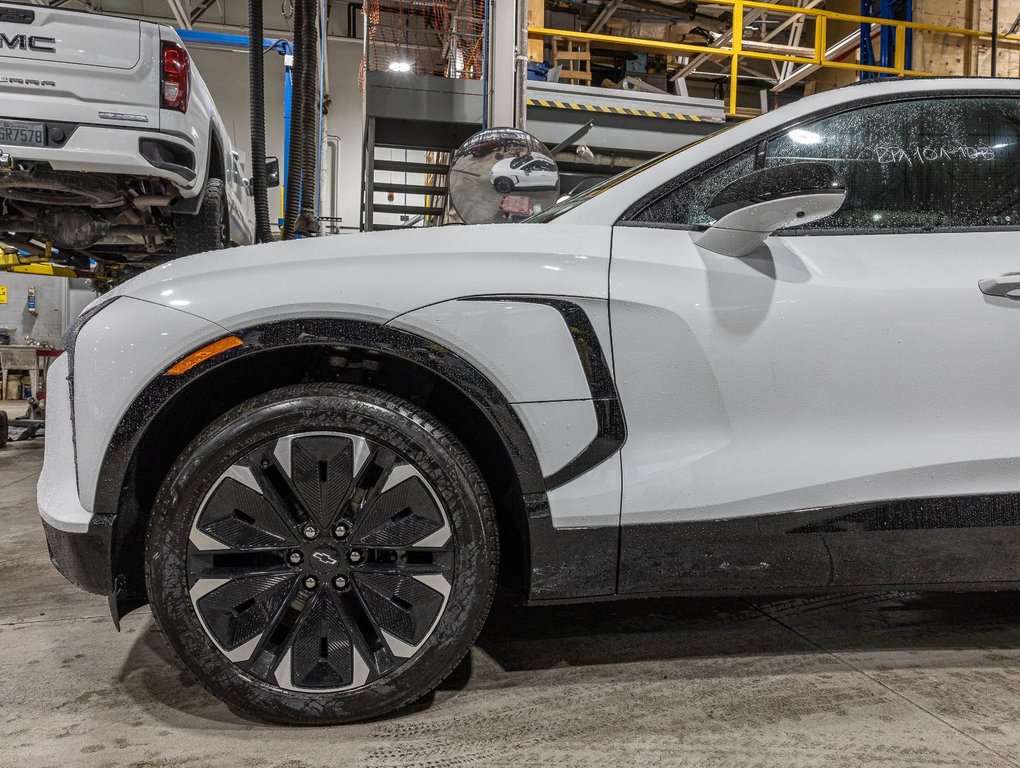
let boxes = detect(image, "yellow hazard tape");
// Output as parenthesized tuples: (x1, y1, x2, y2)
(527, 98, 705, 121)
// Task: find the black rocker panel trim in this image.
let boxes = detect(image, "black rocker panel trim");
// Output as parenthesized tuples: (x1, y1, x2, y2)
(523, 492, 618, 600)
(619, 492, 1020, 595)
(461, 296, 627, 491)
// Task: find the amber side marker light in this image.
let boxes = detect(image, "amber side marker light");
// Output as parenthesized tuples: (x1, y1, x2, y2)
(166, 336, 244, 376)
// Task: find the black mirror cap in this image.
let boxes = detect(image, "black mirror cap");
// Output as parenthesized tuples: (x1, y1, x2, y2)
(265, 157, 281, 188)
(707, 162, 845, 221)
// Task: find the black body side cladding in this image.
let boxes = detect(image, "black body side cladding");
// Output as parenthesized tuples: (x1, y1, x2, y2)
(619, 493, 1020, 594)
(525, 493, 618, 599)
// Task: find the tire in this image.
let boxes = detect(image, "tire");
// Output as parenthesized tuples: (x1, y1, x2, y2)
(145, 384, 498, 724)
(0, 411, 7, 449)
(492, 176, 514, 193)
(173, 178, 228, 257)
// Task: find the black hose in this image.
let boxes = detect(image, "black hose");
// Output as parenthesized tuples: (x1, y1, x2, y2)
(248, 0, 274, 243)
(299, 0, 318, 218)
(282, 0, 320, 238)
(282, 0, 308, 238)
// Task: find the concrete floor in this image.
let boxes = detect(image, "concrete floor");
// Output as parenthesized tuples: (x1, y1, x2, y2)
(6, 441, 1020, 767)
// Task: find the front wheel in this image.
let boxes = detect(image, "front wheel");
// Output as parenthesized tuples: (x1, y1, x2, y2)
(492, 176, 514, 193)
(145, 384, 498, 724)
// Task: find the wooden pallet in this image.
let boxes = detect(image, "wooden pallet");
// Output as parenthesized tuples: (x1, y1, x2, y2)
(552, 38, 591, 84)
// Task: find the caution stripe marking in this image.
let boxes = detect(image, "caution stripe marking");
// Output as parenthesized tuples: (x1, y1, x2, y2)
(527, 98, 704, 121)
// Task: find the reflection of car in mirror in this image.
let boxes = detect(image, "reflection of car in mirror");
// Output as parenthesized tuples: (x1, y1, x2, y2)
(449, 129, 560, 223)
(490, 155, 559, 193)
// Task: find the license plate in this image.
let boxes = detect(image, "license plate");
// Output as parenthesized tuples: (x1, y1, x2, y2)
(0, 120, 45, 147)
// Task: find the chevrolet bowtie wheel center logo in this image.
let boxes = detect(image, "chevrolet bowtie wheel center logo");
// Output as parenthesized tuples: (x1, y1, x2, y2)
(311, 551, 339, 567)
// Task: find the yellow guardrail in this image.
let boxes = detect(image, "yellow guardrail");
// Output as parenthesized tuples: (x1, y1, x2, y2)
(529, 0, 1020, 117)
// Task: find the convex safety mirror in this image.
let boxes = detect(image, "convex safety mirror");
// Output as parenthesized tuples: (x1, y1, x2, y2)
(449, 128, 560, 224)
(696, 162, 847, 258)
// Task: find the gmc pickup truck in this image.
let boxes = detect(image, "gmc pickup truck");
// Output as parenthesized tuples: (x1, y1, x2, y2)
(0, 3, 256, 280)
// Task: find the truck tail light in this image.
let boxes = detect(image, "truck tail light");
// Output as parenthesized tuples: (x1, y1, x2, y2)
(161, 41, 190, 113)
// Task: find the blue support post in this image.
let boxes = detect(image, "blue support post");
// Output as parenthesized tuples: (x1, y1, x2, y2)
(904, 0, 913, 71)
(481, 0, 490, 129)
(282, 51, 293, 227)
(860, 0, 876, 79)
(317, 0, 326, 217)
(879, 0, 895, 70)
(858, 0, 912, 80)
(174, 29, 294, 226)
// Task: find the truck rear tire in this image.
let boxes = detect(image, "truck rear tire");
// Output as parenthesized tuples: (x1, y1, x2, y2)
(174, 178, 228, 257)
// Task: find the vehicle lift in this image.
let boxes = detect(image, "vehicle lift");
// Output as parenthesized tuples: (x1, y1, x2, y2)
(0, 1, 324, 447)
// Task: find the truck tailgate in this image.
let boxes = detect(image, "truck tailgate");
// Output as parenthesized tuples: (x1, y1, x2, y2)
(0, 4, 160, 127)
(0, 5, 141, 70)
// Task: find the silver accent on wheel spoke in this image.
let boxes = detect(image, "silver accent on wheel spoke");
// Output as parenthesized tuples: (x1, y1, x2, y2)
(377, 573, 453, 659)
(273, 432, 371, 479)
(273, 642, 371, 693)
(189, 526, 230, 552)
(380, 463, 452, 548)
(189, 578, 265, 663)
(188, 464, 266, 551)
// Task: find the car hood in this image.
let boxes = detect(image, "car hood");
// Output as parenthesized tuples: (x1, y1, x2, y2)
(112, 223, 612, 331)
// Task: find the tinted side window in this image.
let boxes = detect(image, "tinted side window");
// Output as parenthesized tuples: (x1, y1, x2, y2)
(767, 97, 1020, 231)
(630, 148, 755, 227)
(629, 96, 1020, 231)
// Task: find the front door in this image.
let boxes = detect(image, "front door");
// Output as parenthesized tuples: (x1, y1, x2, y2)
(610, 93, 1020, 594)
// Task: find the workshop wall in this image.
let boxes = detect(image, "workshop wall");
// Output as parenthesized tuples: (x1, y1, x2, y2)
(189, 37, 364, 235)
(0, 273, 68, 348)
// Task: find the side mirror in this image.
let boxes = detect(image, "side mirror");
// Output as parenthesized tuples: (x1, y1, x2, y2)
(265, 157, 280, 188)
(695, 162, 846, 258)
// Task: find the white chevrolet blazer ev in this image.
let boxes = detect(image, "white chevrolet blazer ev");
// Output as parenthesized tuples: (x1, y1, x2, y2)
(0, 2, 254, 278)
(37, 77, 1020, 724)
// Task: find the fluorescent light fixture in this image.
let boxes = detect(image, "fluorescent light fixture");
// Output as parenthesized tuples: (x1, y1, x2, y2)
(389, 61, 412, 72)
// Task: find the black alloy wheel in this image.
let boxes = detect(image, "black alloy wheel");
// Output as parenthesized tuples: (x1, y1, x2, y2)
(146, 384, 498, 724)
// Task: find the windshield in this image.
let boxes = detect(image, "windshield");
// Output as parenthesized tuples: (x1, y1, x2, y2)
(527, 126, 733, 223)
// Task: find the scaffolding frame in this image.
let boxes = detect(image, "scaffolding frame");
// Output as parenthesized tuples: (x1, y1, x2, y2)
(530, 0, 1020, 116)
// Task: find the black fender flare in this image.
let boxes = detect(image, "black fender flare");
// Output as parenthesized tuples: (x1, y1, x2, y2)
(168, 124, 226, 215)
(95, 310, 623, 608)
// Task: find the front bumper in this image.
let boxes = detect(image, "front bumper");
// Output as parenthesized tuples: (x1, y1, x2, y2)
(39, 297, 225, 602)
(41, 516, 112, 596)
(36, 353, 113, 595)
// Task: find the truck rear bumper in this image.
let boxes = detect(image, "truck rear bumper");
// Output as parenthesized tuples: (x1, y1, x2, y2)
(1, 122, 200, 195)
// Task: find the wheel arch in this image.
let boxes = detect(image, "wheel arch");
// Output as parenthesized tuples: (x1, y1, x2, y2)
(101, 318, 543, 620)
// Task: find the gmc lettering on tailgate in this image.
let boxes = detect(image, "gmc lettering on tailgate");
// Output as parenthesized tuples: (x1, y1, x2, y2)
(0, 34, 56, 53)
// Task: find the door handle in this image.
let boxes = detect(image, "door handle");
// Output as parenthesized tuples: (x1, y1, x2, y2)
(979, 273, 1020, 298)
